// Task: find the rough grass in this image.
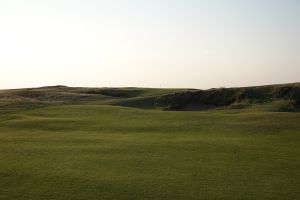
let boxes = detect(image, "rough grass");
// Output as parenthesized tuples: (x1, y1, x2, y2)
(157, 83, 300, 110)
(1, 83, 299, 112)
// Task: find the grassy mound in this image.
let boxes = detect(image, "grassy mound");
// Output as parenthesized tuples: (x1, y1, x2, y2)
(0, 83, 299, 112)
(156, 83, 300, 111)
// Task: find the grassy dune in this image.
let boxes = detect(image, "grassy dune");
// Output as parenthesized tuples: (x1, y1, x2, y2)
(0, 85, 300, 199)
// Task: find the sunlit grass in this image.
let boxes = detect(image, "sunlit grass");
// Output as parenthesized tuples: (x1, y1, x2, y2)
(1, 105, 299, 200)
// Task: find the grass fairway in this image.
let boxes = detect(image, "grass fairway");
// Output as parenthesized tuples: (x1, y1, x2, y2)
(1, 104, 300, 200)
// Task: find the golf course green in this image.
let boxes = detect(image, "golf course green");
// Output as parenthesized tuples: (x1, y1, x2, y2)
(0, 85, 299, 200)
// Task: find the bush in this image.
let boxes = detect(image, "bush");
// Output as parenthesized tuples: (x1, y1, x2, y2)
(274, 100, 296, 112)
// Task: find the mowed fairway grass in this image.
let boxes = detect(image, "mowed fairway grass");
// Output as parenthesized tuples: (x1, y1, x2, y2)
(1, 105, 300, 200)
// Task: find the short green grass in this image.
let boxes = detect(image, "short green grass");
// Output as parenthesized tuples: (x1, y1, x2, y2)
(1, 104, 300, 200)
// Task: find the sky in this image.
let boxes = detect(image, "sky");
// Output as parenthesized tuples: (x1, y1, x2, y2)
(0, 0, 299, 89)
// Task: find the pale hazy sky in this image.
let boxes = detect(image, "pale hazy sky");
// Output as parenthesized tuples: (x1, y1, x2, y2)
(1, 0, 299, 89)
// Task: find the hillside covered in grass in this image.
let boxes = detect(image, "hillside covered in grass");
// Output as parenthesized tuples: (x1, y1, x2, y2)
(157, 83, 300, 111)
(0, 83, 300, 200)
(0, 83, 299, 113)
